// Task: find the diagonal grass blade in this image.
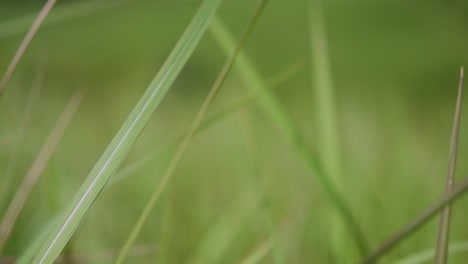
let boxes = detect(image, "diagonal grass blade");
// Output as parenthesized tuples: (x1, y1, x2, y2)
(30, 0, 223, 262)
(115, 1, 270, 262)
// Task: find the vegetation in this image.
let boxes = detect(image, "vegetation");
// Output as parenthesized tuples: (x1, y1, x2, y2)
(1, 0, 468, 263)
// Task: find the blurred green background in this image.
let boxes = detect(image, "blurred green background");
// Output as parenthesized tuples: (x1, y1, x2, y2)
(1, 0, 468, 263)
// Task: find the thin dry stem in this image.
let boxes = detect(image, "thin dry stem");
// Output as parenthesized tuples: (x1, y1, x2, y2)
(0, 90, 84, 252)
(434, 67, 464, 263)
(115, 1, 270, 262)
(0, 0, 57, 95)
(361, 176, 468, 263)
(1, 58, 47, 202)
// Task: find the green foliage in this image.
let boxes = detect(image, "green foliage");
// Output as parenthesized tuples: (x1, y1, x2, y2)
(1, 0, 468, 263)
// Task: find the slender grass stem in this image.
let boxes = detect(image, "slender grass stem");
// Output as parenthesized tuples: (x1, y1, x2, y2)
(108, 59, 305, 186)
(0, 0, 57, 96)
(434, 67, 464, 264)
(210, 16, 369, 255)
(0, 90, 84, 252)
(361, 176, 468, 264)
(1, 58, 46, 203)
(115, 1, 270, 262)
(308, 0, 349, 259)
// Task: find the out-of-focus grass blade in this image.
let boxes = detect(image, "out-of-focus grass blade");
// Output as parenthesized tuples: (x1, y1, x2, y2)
(115, 1, 269, 262)
(360, 176, 468, 264)
(237, 237, 275, 264)
(237, 110, 285, 264)
(1, 59, 46, 203)
(308, 0, 349, 259)
(434, 67, 464, 264)
(0, 0, 129, 40)
(186, 189, 260, 264)
(395, 241, 468, 264)
(109, 59, 305, 186)
(31, 0, 223, 262)
(308, 0, 342, 194)
(17, 216, 58, 264)
(0, 90, 84, 252)
(209, 16, 369, 255)
(0, 0, 57, 95)
(18, 59, 302, 263)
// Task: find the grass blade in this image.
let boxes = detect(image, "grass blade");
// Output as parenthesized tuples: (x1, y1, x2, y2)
(109, 59, 305, 186)
(309, 0, 342, 194)
(237, 237, 275, 264)
(308, 0, 349, 259)
(210, 16, 369, 255)
(434, 66, 464, 264)
(115, 1, 269, 262)
(186, 189, 260, 264)
(17, 217, 59, 264)
(31, 0, 223, 262)
(0, 0, 57, 95)
(16, 59, 302, 262)
(361, 176, 468, 264)
(0, 90, 84, 252)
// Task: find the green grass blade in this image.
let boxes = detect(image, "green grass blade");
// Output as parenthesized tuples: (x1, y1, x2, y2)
(108, 59, 305, 186)
(237, 237, 275, 264)
(17, 60, 301, 262)
(0, 0, 57, 95)
(309, 0, 342, 195)
(115, 1, 269, 262)
(361, 176, 468, 264)
(434, 67, 464, 264)
(186, 189, 260, 264)
(17, 217, 59, 264)
(30, 0, 223, 262)
(237, 110, 285, 264)
(0, 0, 129, 40)
(209, 16, 369, 255)
(308, 0, 349, 259)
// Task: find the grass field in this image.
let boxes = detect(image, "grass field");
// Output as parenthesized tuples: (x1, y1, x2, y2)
(1, 0, 468, 263)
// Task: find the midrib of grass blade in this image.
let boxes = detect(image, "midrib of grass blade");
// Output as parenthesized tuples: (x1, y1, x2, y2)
(31, 0, 223, 262)
(0, 90, 84, 253)
(18, 60, 302, 263)
(308, 0, 348, 260)
(209, 16, 369, 255)
(360, 176, 468, 264)
(0, 0, 129, 40)
(395, 241, 468, 264)
(115, 1, 269, 262)
(434, 67, 464, 264)
(0, 0, 57, 96)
